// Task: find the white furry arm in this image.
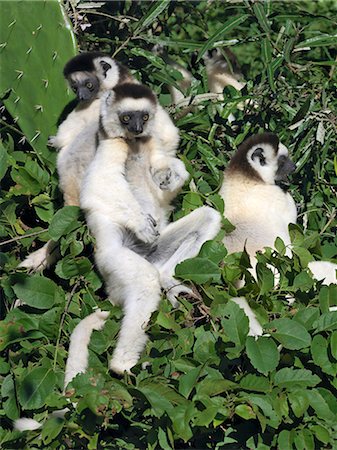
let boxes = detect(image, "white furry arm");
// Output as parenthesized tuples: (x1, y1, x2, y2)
(50, 100, 100, 150)
(81, 137, 158, 243)
(153, 106, 180, 157)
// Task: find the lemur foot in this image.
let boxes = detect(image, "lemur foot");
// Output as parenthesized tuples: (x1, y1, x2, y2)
(134, 213, 159, 244)
(18, 241, 58, 272)
(162, 277, 200, 308)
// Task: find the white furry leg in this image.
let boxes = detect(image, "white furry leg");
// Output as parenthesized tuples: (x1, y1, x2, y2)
(109, 270, 161, 374)
(19, 240, 58, 272)
(64, 309, 109, 388)
(231, 297, 263, 337)
(150, 206, 222, 305)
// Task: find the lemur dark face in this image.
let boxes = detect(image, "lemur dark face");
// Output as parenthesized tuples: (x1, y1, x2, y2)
(227, 132, 296, 185)
(275, 153, 296, 181)
(119, 110, 150, 136)
(68, 72, 100, 102)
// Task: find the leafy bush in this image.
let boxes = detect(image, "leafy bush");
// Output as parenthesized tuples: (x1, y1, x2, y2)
(1, 1, 337, 448)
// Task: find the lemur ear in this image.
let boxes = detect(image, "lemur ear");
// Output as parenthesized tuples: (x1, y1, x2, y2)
(251, 147, 266, 166)
(100, 60, 111, 76)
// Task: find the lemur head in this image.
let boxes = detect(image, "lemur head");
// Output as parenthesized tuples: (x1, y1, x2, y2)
(227, 132, 296, 185)
(63, 52, 130, 102)
(100, 83, 158, 140)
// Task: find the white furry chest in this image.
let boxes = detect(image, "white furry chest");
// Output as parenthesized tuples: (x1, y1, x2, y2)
(222, 182, 296, 224)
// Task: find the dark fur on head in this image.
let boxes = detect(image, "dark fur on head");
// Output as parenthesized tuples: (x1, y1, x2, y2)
(113, 83, 157, 104)
(63, 52, 106, 77)
(227, 133, 279, 181)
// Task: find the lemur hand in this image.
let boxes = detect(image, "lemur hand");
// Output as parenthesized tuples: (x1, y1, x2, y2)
(135, 213, 159, 243)
(151, 158, 188, 192)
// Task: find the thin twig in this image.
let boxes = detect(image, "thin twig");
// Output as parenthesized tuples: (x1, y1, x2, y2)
(0, 229, 48, 247)
(53, 279, 81, 371)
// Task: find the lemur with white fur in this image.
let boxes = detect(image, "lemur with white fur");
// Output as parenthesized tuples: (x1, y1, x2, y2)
(80, 82, 222, 374)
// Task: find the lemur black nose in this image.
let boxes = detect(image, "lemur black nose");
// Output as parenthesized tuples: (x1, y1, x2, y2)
(131, 126, 143, 135)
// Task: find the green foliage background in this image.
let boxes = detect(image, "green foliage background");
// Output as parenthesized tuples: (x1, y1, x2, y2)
(1, 1, 337, 448)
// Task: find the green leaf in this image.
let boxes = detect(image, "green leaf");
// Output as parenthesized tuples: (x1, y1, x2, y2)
(314, 311, 337, 333)
(274, 368, 320, 390)
(134, 0, 171, 34)
(196, 377, 236, 397)
(12, 275, 63, 309)
(278, 429, 294, 450)
(24, 158, 50, 187)
(268, 318, 311, 350)
(199, 240, 227, 264)
(179, 366, 202, 398)
(175, 257, 221, 284)
(293, 271, 315, 291)
(330, 331, 337, 360)
(310, 425, 331, 444)
(41, 416, 64, 445)
(256, 264, 275, 294)
(253, 3, 271, 35)
(235, 404, 256, 420)
(311, 334, 336, 376)
(18, 367, 57, 410)
(309, 389, 335, 422)
(171, 403, 195, 442)
(246, 336, 280, 375)
(295, 34, 337, 48)
(239, 374, 270, 393)
(0, 141, 9, 181)
(48, 206, 80, 240)
(197, 15, 249, 61)
(221, 301, 249, 348)
(55, 256, 92, 279)
(288, 390, 309, 418)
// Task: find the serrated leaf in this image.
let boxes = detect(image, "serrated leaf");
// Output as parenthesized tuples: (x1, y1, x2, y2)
(179, 366, 201, 398)
(235, 404, 256, 420)
(246, 336, 279, 375)
(197, 15, 249, 62)
(12, 275, 63, 309)
(288, 390, 309, 418)
(274, 368, 320, 389)
(268, 318, 311, 350)
(170, 403, 195, 443)
(311, 334, 336, 375)
(41, 416, 64, 445)
(18, 367, 57, 410)
(314, 311, 337, 332)
(199, 240, 227, 264)
(175, 257, 221, 283)
(221, 301, 249, 348)
(55, 256, 92, 279)
(48, 206, 80, 240)
(330, 331, 337, 360)
(239, 374, 270, 392)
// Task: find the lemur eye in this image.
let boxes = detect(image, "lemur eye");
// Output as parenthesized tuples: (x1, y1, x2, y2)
(143, 114, 149, 122)
(121, 115, 130, 123)
(86, 82, 93, 89)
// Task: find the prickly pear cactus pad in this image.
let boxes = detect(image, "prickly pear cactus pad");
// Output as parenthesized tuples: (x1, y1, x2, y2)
(0, 0, 77, 166)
